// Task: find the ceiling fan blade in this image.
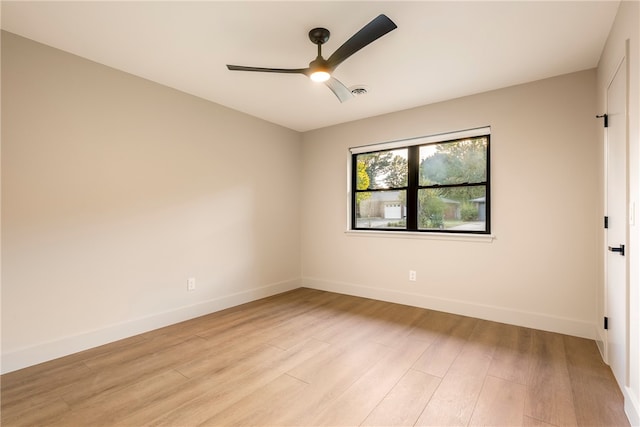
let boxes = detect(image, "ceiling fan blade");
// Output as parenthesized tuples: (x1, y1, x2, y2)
(327, 14, 397, 70)
(227, 65, 308, 74)
(324, 77, 354, 103)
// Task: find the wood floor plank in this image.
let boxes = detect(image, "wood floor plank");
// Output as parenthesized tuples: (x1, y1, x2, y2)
(310, 298, 395, 346)
(168, 296, 339, 378)
(488, 324, 533, 385)
(563, 335, 630, 427)
(81, 333, 192, 370)
(171, 340, 275, 380)
(265, 293, 368, 350)
(361, 369, 440, 427)
(468, 375, 527, 426)
(60, 335, 215, 407)
(308, 337, 431, 426)
(0, 361, 91, 409)
(174, 305, 322, 377)
(523, 415, 558, 426)
(411, 312, 478, 378)
(415, 320, 502, 426)
(170, 288, 332, 344)
(98, 374, 223, 426)
(134, 338, 329, 426)
(138, 290, 296, 341)
(524, 330, 578, 427)
(194, 298, 316, 343)
(0, 396, 70, 427)
(363, 303, 427, 347)
(198, 373, 308, 426)
(406, 310, 448, 345)
(285, 338, 388, 387)
(274, 340, 391, 425)
(48, 369, 190, 426)
(0, 334, 147, 390)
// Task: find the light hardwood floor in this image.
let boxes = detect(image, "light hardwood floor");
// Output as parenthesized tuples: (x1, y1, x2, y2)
(1, 288, 630, 426)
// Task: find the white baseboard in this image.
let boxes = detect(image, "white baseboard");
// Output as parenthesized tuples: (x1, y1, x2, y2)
(1, 279, 300, 374)
(302, 277, 596, 339)
(595, 326, 607, 363)
(626, 386, 640, 427)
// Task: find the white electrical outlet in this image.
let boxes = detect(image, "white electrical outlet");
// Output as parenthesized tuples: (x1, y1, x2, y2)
(409, 270, 417, 281)
(187, 277, 196, 291)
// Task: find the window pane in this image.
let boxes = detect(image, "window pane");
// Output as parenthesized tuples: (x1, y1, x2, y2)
(356, 149, 408, 190)
(355, 190, 407, 229)
(418, 186, 486, 231)
(419, 137, 487, 186)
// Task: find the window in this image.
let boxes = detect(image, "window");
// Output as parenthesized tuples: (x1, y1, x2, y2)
(351, 127, 490, 234)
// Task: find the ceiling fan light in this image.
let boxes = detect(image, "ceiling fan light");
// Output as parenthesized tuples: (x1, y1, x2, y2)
(310, 70, 331, 82)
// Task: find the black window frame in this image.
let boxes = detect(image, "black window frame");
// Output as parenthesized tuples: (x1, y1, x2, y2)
(351, 132, 491, 234)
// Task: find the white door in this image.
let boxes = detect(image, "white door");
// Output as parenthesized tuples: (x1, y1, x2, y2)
(606, 57, 627, 390)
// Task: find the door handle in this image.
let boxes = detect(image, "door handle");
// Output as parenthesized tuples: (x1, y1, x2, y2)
(608, 244, 625, 256)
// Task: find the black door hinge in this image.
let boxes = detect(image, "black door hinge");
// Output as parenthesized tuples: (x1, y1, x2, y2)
(604, 216, 609, 229)
(604, 317, 609, 330)
(597, 114, 608, 128)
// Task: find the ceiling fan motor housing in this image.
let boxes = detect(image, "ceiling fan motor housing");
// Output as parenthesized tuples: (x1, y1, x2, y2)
(308, 28, 330, 45)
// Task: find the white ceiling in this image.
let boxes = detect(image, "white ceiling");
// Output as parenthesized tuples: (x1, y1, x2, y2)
(1, 1, 620, 132)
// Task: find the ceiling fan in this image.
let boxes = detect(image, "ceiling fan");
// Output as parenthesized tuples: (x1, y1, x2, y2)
(226, 14, 397, 102)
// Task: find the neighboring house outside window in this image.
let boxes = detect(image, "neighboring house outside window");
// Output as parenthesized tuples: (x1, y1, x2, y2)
(350, 127, 490, 234)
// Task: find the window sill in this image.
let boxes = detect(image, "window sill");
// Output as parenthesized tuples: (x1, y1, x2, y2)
(345, 229, 495, 243)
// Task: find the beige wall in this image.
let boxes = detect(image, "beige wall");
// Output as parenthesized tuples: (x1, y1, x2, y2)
(1, 32, 302, 372)
(301, 69, 599, 339)
(596, 1, 640, 424)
